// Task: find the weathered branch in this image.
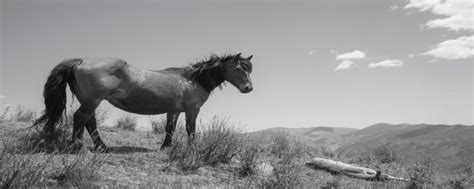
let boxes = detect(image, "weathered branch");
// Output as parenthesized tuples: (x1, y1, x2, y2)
(305, 158, 410, 182)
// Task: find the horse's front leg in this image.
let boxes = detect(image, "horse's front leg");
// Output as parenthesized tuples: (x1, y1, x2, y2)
(160, 112, 180, 149)
(185, 108, 200, 141)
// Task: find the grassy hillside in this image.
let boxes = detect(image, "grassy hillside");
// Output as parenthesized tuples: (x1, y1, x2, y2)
(1, 108, 473, 188)
(338, 123, 474, 170)
(252, 126, 357, 151)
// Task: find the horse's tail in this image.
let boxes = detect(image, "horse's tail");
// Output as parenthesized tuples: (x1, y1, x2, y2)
(34, 58, 83, 135)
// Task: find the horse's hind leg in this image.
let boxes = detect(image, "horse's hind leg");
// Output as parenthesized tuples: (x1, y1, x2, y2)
(160, 112, 180, 149)
(71, 101, 100, 151)
(85, 114, 108, 152)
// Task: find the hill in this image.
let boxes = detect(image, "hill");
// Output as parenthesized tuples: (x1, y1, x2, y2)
(256, 123, 474, 171)
(338, 123, 474, 169)
(252, 126, 357, 150)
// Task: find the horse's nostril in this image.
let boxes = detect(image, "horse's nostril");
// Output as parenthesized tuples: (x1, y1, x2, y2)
(245, 85, 253, 92)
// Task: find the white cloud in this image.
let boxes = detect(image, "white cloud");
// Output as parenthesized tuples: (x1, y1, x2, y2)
(335, 60, 356, 71)
(336, 50, 366, 60)
(0, 94, 6, 99)
(405, 0, 474, 31)
(368, 60, 404, 68)
(408, 54, 415, 58)
(423, 35, 474, 59)
(308, 50, 315, 56)
(404, 0, 440, 11)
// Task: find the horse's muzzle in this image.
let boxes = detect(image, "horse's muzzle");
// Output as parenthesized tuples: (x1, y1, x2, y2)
(240, 84, 253, 93)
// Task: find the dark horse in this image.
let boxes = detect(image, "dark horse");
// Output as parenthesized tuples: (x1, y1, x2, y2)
(34, 53, 253, 151)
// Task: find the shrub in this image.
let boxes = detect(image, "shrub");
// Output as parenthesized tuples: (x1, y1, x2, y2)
(151, 116, 166, 135)
(258, 134, 304, 189)
(198, 116, 242, 166)
(166, 130, 201, 171)
(408, 157, 435, 189)
(115, 115, 136, 131)
(166, 115, 243, 171)
(445, 165, 474, 188)
(238, 137, 260, 176)
(372, 143, 400, 164)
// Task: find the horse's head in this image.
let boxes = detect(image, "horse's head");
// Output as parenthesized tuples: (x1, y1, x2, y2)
(222, 53, 253, 93)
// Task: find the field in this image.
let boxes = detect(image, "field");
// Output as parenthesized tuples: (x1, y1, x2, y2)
(0, 107, 473, 188)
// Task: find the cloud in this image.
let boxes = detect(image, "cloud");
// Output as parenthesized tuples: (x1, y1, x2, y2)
(368, 60, 404, 68)
(308, 50, 316, 56)
(408, 54, 415, 59)
(0, 94, 6, 99)
(336, 50, 366, 60)
(423, 35, 474, 59)
(405, 0, 474, 31)
(335, 60, 356, 71)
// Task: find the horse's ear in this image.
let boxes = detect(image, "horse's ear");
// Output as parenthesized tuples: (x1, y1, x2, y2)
(233, 53, 241, 62)
(247, 55, 253, 60)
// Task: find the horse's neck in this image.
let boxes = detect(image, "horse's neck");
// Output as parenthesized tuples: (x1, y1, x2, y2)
(194, 69, 225, 93)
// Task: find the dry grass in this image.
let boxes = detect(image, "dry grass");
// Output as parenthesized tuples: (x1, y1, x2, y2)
(49, 151, 109, 187)
(1, 108, 473, 188)
(151, 116, 167, 135)
(166, 116, 243, 171)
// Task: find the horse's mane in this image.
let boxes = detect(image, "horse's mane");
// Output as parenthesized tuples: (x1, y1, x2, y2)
(162, 53, 250, 92)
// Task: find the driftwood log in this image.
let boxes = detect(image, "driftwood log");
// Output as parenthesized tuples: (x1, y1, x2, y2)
(305, 158, 410, 182)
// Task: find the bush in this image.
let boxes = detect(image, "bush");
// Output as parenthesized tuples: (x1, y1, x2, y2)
(408, 157, 435, 189)
(258, 134, 304, 189)
(151, 116, 166, 135)
(198, 116, 242, 166)
(238, 137, 260, 176)
(372, 143, 400, 164)
(166, 115, 243, 171)
(115, 115, 136, 131)
(166, 131, 201, 171)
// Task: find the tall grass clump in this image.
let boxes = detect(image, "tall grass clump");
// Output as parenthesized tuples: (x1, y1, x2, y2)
(115, 115, 137, 131)
(0, 106, 12, 123)
(258, 133, 304, 189)
(166, 115, 243, 171)
(408, 157, 436, 189)
(151, 116, 166, 134)
(238, 137, 261, 177)
(198, 116, 242, 166)
(13, 106, 37, 123)
(50, 151, 109, 187)
(5, 110, 75, 153)
(372, 143, 401, 164)
(166, 130, 201, 171)
(0, 150, 52, 188)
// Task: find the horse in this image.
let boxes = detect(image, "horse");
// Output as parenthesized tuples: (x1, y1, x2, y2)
(34, 53, 253, 152)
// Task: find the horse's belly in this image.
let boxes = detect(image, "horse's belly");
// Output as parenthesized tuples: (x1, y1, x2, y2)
(106, 88, 185, 115)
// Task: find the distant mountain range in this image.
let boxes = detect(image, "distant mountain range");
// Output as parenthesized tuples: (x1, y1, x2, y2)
(254, 123, 474, 166)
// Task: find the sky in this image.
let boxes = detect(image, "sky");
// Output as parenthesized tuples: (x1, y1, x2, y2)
(1, 0, 473, 130)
